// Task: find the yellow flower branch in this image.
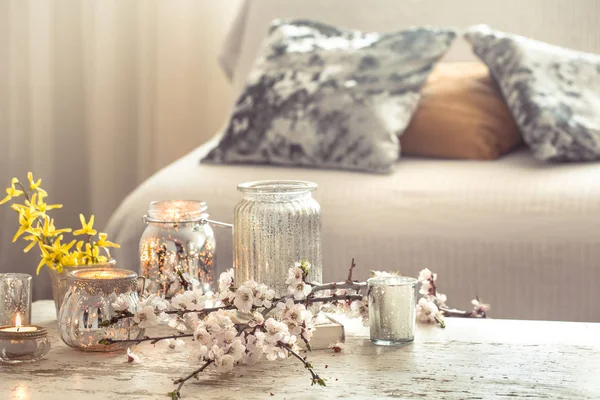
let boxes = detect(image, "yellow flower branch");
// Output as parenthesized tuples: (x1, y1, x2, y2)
(0, 172, 120, 275)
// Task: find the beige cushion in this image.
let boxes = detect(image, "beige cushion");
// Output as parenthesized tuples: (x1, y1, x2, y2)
(400, 62, 522, 160)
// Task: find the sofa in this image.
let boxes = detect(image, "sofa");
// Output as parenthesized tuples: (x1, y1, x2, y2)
(106, 0, 600, 322)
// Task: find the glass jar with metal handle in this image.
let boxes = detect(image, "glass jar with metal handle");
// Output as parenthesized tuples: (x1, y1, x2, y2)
(139, 200, 223, 297)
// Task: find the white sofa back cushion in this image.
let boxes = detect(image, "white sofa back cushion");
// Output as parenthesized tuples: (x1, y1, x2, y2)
(221, 0, 600, 96)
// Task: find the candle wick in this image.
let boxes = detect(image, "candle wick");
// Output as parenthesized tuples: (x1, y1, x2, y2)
(17, 326, 20, 333)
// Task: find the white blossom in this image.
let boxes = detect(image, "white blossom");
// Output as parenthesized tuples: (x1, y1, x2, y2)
(126, 347, 141, 363)
(233, 286, 254, 313)
(112, 295, 130, 312)
(138, 294, 169, 312)
(241, 334, 263, 365)
(215, 354, 235, 373)
(134, 305, 160, 328)
(370, 270, 394, 278)
(218, 269, 235, 293)
(194, 326, 213, 347)
(228, 338, 246, 361)
(252, 284, 276, 308)
(419, 281, 432, 296)
(263, 344, 288, 361)
(171, 290, 206, 312)
(471, 298, 490, 315)
(263, 318, 288, 345)
(285, 266, 304, 285)
(418, 268, 436, 282)
(416, 298, 443, 324)
(436, 292, 448, 308)
(349, 296, 369, 325)
(189, 344, 209, 363)
(183, 313, 200, 331)
(248, 312, 265, 328)
(162, 338, 185, 350)
(288, 281, 312, 300)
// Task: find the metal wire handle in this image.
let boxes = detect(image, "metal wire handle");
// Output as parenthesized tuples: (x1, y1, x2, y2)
(205, 219, 233, 229)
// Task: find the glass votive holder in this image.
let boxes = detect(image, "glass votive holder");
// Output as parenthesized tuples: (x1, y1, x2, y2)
(0, 325, 51, 364)
(367, 276, 417, 346)
(0, 273, 32, 326)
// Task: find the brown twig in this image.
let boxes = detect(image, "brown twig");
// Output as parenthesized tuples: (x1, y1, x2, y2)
(440, 307, 484, 318)
(310, 281, 366, 293)
(169, 360, 213, 399)
(99, 333, 193, 346)
(278, 342, 325, 386)
(346, 258, 356, 283)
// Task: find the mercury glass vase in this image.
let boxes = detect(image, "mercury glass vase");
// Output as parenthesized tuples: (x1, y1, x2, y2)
(139, 200, 216, 297)
(48, 259, 117, 318)
(0, 273, 32, 325)
(58, 268, 144, 352)
(234, 180, 322, 295)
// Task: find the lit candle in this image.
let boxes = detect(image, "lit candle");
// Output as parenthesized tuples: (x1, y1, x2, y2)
(0, 313, 50, 363)
(76, 270, 124, 280)
(0, 314, 38, 333)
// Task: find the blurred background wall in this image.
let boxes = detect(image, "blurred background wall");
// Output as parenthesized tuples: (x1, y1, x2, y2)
(0, 0, 242, 299)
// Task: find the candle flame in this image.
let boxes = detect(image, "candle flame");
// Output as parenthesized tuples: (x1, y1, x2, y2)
(15, 313, 21, 332)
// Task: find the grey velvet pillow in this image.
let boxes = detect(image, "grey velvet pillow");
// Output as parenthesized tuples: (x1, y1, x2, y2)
(202, 20, 456, 173)
(465, 25, 600, 162)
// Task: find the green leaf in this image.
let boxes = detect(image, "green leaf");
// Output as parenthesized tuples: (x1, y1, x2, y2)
(99, 320, 110, 327)
(167, 391, 180, 399)
(97, 338, 112, 345)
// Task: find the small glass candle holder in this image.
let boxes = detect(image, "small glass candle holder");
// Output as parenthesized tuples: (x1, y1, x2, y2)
(0, 273, 32, 325)
(0, 316, 51, 364)
(59, 267, 145, 352)
(367, 276, 417, 346)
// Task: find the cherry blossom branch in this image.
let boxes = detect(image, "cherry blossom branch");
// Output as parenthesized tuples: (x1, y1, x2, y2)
(310, 281, 366, 293)
(164, 305, 234, 316)
(440, 307, 487, 319)
(304, 294, 363, 305)
(169, 360, 213, 400)
(99, 333, 193, 346)
(278, 342, 326, 387)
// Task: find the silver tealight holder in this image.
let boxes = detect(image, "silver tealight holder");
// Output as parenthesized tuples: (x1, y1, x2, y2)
(367, 276, 417, 345)
(0, 313, 51, 364)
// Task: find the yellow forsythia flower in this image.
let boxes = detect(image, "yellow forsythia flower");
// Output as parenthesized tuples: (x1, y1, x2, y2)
(22, 234, 40, 253)
(34, 191, 62, 213)
(0, 178, 24, 205)
(40, 215, 71, 238)
(73, 214, 97, 236)
(12, 206, 41, 243)
(27, 172, 42, 190)
(97, 232, 120, 249)
(37, 245, 58, 274)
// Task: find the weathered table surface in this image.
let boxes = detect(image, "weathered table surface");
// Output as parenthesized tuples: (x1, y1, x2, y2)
(1, 300, 599, 400)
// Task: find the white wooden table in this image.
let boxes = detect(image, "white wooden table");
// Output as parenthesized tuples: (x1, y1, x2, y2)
(1, 301, 599, 400)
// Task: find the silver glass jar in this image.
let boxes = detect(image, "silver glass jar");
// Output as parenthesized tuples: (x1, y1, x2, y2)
(234, 180, 322, 296)
(368, 276, 417, 345)
(58, 268, 144, 352)
(140, 200, 216, 297)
